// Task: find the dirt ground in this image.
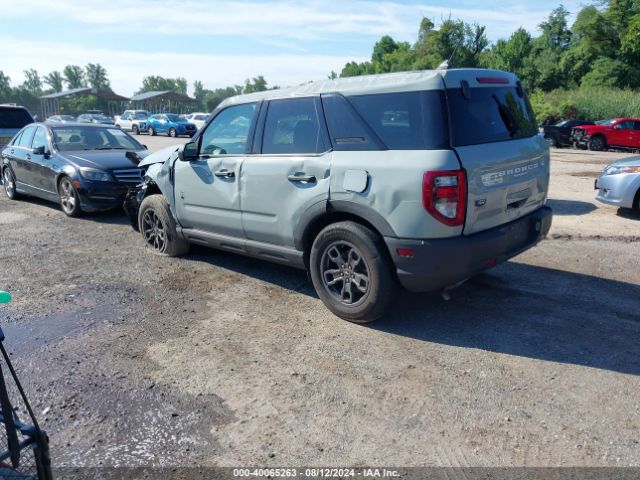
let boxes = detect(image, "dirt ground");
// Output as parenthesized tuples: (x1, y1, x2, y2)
(0, 136, 638, 469)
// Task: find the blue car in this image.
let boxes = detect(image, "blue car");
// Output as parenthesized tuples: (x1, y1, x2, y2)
(147, 114, 197, 138)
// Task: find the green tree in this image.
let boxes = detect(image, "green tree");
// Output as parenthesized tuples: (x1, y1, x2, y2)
(63, 65, 86, 89)
(482, 28, 533, 84)
(22, 69, 42, 94)
(139, 76, 188, 94)
(413, 19, 487, 69)
(175, 77, 188, 95)
(85, 63, 110, 89)
(204, 85, 243, 111)
(243, 76, 268, 93)
(43, 71, 64, 93)
(0, 71, 11, 98)
(581, 57, 635, 88)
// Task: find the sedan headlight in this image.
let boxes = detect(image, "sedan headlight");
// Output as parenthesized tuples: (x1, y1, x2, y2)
(604, 165, 640, 175)
(79, 168, 112, 181)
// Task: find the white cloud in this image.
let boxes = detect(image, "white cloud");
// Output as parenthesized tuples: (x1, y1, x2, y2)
(0, 37, 367, 96)
(1, 0, 582, 42)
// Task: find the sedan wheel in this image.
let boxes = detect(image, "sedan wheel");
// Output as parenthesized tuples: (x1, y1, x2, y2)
(132, 125, 139, 135)
(169, 127, 177, 137)
(58, 177, 81, 217)
(3, 167, 18, 200)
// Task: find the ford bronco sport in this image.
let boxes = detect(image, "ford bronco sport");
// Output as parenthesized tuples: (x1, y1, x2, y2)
(125, 69, 552, 322)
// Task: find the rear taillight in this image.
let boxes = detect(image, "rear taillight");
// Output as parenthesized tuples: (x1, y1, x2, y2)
(423, 170, 466, 227)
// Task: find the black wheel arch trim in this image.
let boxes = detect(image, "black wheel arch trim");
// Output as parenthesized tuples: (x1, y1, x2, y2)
(293, 199, 396, 251)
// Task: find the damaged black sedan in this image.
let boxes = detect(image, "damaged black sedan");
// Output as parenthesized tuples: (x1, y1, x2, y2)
(1, 123, 149, 216)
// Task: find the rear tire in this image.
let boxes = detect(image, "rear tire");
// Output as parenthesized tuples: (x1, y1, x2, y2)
(309, 221, 398, 323)
(588, 135, 606, 151)
(3, 166, 19, 200)
(633, 188, 640, 212)
(169, 127, 177, 138)
(132, 124, 139, 135)
(138, 194, 189, 257)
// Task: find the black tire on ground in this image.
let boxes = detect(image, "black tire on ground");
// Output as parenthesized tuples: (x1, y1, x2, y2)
(2, 166, 20, 200)
(169, 127, 177, 138)
(588, 135, 606, 151)
(544, 135, 558, 148)
(132, 125, 139, 135)
(309, 221, 398, 323)
(138, 194, 189, 257)
(58, 176, 82, 217)
(633, 188, 640, 212)
(149, 126, 156, 136)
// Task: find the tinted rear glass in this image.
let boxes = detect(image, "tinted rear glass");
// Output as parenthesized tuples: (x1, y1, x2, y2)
(347, 91, 449, 150)
(447, 87, 538, 146)
(0, 108, 33, 129)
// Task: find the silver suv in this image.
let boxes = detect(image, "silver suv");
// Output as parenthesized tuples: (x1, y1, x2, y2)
(125, 69, 553, 322)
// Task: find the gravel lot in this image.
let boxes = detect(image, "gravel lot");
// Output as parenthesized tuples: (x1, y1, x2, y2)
(0, 135, 638, 469)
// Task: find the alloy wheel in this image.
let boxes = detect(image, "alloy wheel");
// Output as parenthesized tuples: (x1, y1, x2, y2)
(320, 240, 370, 306)
(59, 178, 76, 214)
(3, 169, 15, 198)
(141, 209, 167, 252)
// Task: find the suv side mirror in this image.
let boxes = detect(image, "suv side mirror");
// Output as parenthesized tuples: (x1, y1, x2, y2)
(178, 141, 198, 162)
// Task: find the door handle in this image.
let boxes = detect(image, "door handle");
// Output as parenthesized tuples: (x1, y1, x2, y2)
(288, 174, 316, 183)
(10, 149, 14, 155)
(214, 169, 235, 178)
(25, 154, 31, 160)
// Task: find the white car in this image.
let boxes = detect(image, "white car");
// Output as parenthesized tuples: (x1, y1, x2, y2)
(595, 157, 640, 210)
(115, 110, 151, 135)
(184, 112, 210, 130)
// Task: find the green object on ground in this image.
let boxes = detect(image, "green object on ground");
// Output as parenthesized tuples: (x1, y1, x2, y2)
(0, 292, 12, 304)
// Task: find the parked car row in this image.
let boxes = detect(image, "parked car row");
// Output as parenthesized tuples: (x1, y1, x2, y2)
(3, 68, 638, 322)
(542, 117, 640, 152)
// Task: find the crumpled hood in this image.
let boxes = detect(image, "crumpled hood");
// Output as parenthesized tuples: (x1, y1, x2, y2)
(138, 145, 181, 168)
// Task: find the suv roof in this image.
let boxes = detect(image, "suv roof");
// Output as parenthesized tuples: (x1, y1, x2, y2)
(221, 68, 518, 108)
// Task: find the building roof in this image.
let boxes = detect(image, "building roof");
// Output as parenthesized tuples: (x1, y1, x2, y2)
(130, 90, 196, 102)
(40, 88, 129, 101)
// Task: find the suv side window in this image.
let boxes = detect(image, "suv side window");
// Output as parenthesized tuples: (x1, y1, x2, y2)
(200, 103, 256, 155)
(18, 126, 36, 148)
(634, 121, 640, 130)
(617, 120, 634, 130)
(262, 98, 327, 154)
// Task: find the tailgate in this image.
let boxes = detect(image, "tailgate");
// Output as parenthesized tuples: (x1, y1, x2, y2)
(456, 136, 549, 235)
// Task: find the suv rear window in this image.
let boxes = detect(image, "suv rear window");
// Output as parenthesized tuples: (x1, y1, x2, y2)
(0, 108, 34, 129)
(447, 86, 537, 146)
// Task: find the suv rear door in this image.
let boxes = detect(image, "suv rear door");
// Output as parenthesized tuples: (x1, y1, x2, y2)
(240, 97, 331, 248)
(443, 72, 549, 235)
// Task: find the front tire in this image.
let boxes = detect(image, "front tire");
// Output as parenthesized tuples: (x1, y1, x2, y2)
(544, 135, 558, 148)
(132, 125, 139, 135)
(169, 127, 177, 138)
(149, 126, 156, 136)
(58, 176, 82, 217)
(309, 221, 398, 323)
(3, 167, 19, 200)
(138, 194, 189, 256)
(588, 135, 606, 151)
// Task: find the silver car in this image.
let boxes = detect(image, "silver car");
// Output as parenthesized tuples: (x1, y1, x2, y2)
(595, 157, 640, 210)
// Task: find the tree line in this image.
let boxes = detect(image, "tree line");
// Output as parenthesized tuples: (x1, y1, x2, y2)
(1, 1, 638, 118)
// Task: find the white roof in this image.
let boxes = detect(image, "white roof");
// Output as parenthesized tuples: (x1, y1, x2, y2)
(220, 68, 517, 108)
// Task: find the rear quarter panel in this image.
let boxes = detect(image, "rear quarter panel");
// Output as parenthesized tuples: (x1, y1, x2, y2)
(329, 149, 462, 239)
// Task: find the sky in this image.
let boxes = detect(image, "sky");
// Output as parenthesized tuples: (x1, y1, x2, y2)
(1, 0, 585, 97)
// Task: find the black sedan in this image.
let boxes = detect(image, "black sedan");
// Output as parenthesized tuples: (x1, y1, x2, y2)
(540, 119, 595, 148)
(1, 123, 149, 216)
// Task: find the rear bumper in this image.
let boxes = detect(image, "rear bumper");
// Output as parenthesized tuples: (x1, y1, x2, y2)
(385, 206, 553, 292)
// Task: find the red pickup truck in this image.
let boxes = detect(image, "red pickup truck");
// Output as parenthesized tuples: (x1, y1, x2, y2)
(571, 118, 640, 151)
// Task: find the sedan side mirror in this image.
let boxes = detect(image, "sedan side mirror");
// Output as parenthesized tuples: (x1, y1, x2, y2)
(32, 146, 46, 155)
(178, 142, 198, 162)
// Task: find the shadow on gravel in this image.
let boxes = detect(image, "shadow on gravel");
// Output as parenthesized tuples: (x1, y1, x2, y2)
(546, 199, 597, 216)
(180, 245, 639, 376)
(373, 262, 640, 376)
(617, 207, 640, 221)
(10, 195, 129, 225)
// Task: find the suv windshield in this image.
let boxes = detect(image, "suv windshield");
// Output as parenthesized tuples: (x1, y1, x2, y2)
(52, 126, 143, 151)
(447, 86, 538, 146)
(0, 108, 34, 129)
